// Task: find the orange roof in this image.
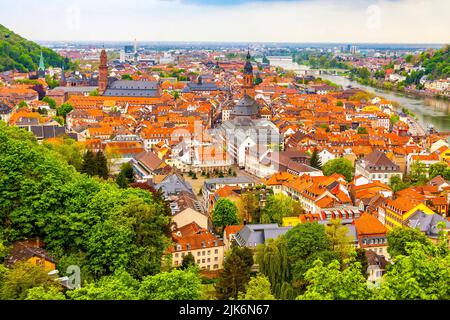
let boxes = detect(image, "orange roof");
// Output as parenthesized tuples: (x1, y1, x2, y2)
(354, 213, 388, 235)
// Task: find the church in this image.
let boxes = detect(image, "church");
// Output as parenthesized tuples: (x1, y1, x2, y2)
(218, 51, 282, 168)
(98, 49, 161, 98)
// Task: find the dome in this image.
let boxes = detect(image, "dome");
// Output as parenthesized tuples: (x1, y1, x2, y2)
(231, 94, 259, 118)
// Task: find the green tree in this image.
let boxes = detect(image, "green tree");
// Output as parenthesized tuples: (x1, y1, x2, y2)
(325, 219, 355, 261)
(81, 150, 96, 177)
(238, 274, 276, 300)
(285, 223, 338, 291)
(17, 100, 28, 109)
(121, 74, 133, 80)
(89, 89, 99, 96)
(25, 286, 66, 300)
(95, 151, 109, 179)
(355, 248, 369, 279)
(410, 160, 427, 184)
(237, 192, 259, 223)
(116, 162, 135, 188)
(389, 175, 412, 192)
(216, 246, 254, 300)
(428, 162, 449, 180)
(56, 103, 73, 119)
(138, 268, 202, 300)
(261, 194, 303, 225)
(68, 268, 140, 300)
(322, 158, 354, 182)
(212, 198, 239, 230)
(255, 237, 290, 299)
(43, 136, 84, 171)
(181, 253, 196, 270)
(296, 260, 371, 300)
(357, 127, 368, 134)
(376, 243, 450, 300)
(0, 262, 60, 300)
(387, 227, 432, 258)
(42, 96, 57, 109)
(310, 148, 322, 169)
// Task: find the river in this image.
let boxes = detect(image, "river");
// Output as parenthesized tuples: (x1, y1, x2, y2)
(268, 57, 450, 137)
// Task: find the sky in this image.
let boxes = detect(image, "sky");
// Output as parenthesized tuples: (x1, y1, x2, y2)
(0, 0, 449, 43)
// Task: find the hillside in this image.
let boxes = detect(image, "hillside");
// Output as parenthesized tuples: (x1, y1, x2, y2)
(0, 24, 70, 72)
(419, 45, 450, 80)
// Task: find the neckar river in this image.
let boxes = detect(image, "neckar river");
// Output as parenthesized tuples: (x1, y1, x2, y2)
(268, 57, 450, 135)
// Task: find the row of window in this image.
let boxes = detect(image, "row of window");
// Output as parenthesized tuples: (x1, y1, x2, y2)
(362, 237, 387, 245)
(174, 249, 219, 258)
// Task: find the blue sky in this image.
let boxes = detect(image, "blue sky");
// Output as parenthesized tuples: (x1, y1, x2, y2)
(0, 0, 449, 43)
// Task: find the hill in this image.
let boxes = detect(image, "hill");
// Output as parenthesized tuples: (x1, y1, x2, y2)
(0, 24, 71, 73)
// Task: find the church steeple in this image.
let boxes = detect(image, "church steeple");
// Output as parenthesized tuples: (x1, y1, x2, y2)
(98, 48, 108, 94)
(60, 64, 67, 87)
(38, 51, 45, 78)
(242, 49, 254, 98)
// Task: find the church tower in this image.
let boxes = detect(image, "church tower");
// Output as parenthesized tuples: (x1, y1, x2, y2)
(242, 50, 254, 98)
(38, 51, 45, 79)
(98, 49, 108, 94)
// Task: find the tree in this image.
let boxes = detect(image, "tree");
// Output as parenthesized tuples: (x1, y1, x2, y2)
(17, 100, 28, 109)
(310, 148, 322, 169)
(322, 158, 354, 182)
(357, 127, 368, 134)
(116, 162, 135, 188)
(181, 253, 196, 270)
(410, 160, 427, 184)
(212, 198, 239, 230)
(0, 262, 60, 300)
(238, 274, 276, 300)
(56, 103, 73, 119)
(355, 248, 369, 279)
(325, 219, 355, 261)
(42, 96, 57, 109)
(95, 151, 109, 179)
(285, 223, 338, 291)
(68, 269, 140, 300)
(261, 194, 303, 225)
(296, 260, 371, 300)
(121, 74, 133, 80)
(375, 243, 450, 300)
(216, 246, 254, 300)
(43, 136, 84, 171)
(81, 150, 96, 177)
(89, 89, 99, 96)
(138, 268, 202, 300)
(237, 192, 259, 223)
(255, 237, 290, 299)
(387, 227, 432, 258)
(336, 100, 343, 107)
(428, 162, 450, 180)
(389, 175, 412, 192)
(25, 286, 66, 300)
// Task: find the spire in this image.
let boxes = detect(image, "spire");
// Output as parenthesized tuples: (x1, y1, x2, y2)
(38, 51, 45, 71)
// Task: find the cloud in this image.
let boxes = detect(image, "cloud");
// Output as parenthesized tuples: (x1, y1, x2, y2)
(0, 0, 448, 43)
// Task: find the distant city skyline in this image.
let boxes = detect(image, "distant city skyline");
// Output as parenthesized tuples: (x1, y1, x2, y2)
(1, 0, 449, 44)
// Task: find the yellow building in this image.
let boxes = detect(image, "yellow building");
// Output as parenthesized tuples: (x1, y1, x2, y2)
(383, 197, 436, 230)
(5, 240, 56, 271)
(437, 147, 450, 162)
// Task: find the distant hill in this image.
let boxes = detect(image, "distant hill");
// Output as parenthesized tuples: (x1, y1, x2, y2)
(418, 45, 450, 80)
(0, 24, 71, 73)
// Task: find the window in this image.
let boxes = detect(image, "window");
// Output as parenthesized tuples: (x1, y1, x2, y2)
(215, 257, 218, 262)
(202, 251, 205, 256)
(215, 249, 219, 254)
(202, 259, 205, 263)
(197, 252, 201, 257)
